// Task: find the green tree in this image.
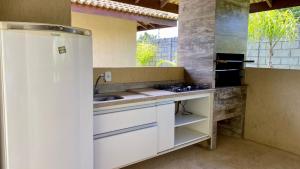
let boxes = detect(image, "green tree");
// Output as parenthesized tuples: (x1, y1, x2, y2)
(137, 32, 157, 43)
(136, 42, 157, 66)
(156, 54, 177, 67)
(290, 6, 300, 22)
(156, 59, 177, 67)
(248, 10, 298, 67)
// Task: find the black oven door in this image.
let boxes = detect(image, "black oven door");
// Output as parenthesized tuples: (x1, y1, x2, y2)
(215, 69, 242, 87)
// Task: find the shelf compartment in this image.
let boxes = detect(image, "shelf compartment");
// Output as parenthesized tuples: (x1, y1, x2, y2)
(175, 113, 207, 127)
(175, 127, 209, 147)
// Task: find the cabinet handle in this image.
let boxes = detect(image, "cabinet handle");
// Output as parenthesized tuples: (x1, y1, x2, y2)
(94, 122, 157, 140)
(94, 104, 156, 115)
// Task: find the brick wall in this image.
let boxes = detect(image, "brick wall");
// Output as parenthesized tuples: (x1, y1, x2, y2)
(246, 26, 300, 69)
(154, 25, 300, 70)
(156, 37, 177, 63)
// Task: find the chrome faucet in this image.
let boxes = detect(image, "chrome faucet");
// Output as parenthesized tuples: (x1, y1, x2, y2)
(94, 73, 106, 95)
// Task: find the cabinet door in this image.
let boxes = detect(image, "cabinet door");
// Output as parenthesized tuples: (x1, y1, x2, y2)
(157, 103, 175, 152)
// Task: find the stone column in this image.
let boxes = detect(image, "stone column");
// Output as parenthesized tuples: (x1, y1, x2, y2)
(178, 0, 216, 87)
(0, 0, 71, 25)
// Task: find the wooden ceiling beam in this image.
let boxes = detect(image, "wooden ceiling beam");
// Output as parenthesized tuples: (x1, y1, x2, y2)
(148, 23, 156, 28)
(137, 24, 168, 31)
(250, 0, 300, 13)
(137, 21, 148, 29)
(160, 0, 169, 8)
(265, 0, 272, 8)
(110, 0, 179, 13)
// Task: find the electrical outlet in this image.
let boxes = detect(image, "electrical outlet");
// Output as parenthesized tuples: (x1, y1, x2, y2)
(104, 71, 112, 82)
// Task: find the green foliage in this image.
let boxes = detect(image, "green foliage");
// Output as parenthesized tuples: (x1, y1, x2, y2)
(136, 32, 178, 67)
(290, 6, 300, 22)
(136, 42, 158, 66)
(248, 10, 298, 67)
(249, 10, 298, 42)
(136, 32, 158, 66)
(137, 32, 157, 43)
(156, 53, 177, 67)
(156, 59, 177, 67)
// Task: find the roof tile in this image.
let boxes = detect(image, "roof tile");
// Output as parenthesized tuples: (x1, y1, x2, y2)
(71, 0, 178, 20)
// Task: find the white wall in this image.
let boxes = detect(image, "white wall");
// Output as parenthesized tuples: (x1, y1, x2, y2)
(71, 12, 137, 67)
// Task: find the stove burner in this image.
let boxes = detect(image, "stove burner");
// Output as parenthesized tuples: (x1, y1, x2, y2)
(154, 83, 210, 93)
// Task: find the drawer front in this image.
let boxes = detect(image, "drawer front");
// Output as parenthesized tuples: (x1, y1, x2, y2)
(94, 126, 158, 169)
(94, 106, 156, 135)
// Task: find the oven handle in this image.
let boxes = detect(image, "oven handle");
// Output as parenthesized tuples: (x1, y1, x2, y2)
(215, 69, 240, 72)
(215, 60, 255, 63)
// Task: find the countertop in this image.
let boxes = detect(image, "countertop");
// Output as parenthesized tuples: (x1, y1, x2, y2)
(93, 88, 215, 108)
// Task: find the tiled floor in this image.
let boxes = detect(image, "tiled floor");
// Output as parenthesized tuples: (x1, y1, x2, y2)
(124, 136, 300, 169)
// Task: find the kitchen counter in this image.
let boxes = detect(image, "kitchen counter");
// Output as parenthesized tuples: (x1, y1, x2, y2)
(93, 88, 215, 108)
(93, 88, 214, 169)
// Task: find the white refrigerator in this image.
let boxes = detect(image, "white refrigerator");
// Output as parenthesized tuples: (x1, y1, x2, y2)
(0, 22, 93, 169)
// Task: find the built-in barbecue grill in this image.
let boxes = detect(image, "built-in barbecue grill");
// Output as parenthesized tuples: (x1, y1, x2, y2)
(215, 53, 254, 87)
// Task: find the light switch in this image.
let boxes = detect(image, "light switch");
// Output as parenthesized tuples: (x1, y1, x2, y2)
(105, 71, 112, 82)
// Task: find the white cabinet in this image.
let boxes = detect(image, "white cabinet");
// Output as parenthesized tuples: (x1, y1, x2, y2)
(93, 104, 159, 169)
(93, 106, 156, 135)
(94, 126, 157, 169)
(174, 94, 213, 148)
(93, 95, 214, 169)
(94, 94, 213, 169)
(157, 103, 175, 152)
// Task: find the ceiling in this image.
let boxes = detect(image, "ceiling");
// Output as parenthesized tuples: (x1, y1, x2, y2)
(110, 0, 300, 14)
(166, 0, 268, 5)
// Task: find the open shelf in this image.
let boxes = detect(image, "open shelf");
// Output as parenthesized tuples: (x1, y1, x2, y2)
(175, 127, 209, 147)
(175, 113, 207, 127)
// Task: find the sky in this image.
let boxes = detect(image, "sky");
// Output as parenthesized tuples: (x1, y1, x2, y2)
(137, 26, 178, 39)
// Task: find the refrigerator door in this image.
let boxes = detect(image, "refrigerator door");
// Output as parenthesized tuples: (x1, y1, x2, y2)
(0, 30, 93, 169)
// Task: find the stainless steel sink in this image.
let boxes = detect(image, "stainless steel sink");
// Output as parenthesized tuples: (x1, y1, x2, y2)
(94, 95, 124, 102)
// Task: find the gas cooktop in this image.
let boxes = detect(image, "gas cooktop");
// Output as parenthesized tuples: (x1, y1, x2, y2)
(154, 83, 210, 93)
